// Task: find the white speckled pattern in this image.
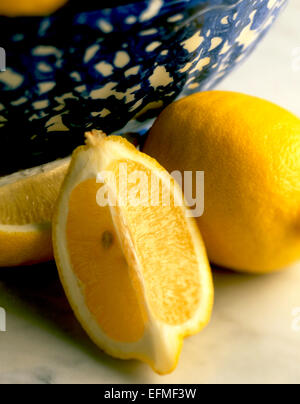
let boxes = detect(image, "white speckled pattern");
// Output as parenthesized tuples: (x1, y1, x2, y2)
(0, 0, 288, 173)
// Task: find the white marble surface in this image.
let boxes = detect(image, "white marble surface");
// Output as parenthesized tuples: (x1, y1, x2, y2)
(0, 1, 300, 384)
(217, 0, 300, 117)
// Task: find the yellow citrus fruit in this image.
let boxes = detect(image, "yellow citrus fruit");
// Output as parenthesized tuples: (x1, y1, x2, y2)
(0, 0, 67, 16)
(53, 130, 213, 374)
(144, 91, 300, 274)
(0, 158, 69, 267)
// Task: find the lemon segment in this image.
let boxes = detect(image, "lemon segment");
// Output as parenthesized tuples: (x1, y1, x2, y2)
(0, 158, 69, 266)
(53, 130, 213, 374)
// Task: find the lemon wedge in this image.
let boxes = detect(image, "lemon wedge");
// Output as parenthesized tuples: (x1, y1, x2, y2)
(0, 158, 69, 266)
(53, 130, 213, 374)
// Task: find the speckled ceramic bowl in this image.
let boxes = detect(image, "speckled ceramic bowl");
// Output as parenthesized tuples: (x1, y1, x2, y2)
(0, 0, 287, 173)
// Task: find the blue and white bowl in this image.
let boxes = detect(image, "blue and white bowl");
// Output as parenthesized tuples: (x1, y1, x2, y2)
(0, 0, 288, 173)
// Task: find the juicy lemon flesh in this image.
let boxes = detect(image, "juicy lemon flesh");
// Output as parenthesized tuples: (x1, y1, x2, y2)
(0, 159, 69, 267)
(112, 160, 202, 326)
(0, 0, 67, 16)
(0, 160, 68, 226)
(67, 179, 147, 343)
(66, 162, 202, 342)
(144, 91, 300, 273)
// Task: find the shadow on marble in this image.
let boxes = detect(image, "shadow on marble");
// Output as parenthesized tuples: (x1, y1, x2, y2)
(0, 262, 149, 383)
(0, 261, 299, 384)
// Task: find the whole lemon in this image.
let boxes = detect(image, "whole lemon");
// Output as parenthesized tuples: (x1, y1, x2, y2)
(0, 0, 67, 16)
(144, 91, 300, 273)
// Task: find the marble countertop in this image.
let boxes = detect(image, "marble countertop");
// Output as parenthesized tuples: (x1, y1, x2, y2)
(217, 0, 300, 118)
(0, 1, 299, 385)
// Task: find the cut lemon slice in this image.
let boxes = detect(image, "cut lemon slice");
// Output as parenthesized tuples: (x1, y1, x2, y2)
(0, 158, 69, 267)
(53, 130, 213, 374)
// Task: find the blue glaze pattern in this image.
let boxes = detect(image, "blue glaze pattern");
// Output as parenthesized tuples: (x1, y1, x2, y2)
(0, 0, 288, 173)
